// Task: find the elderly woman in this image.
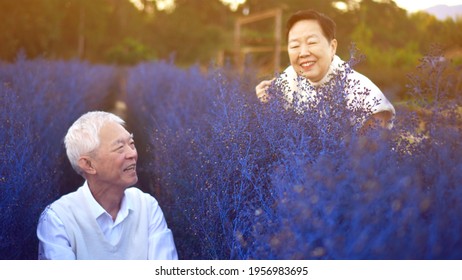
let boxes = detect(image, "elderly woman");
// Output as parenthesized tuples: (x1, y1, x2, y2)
(256, 9, 395, 129)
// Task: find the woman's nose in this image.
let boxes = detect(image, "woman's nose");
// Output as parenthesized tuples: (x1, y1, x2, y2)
(299, 44, 311, 57)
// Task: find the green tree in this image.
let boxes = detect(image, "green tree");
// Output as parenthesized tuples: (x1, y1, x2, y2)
(146, 0, 235, 65)
(1, 0, 460, 72)
(0, 0, 147, 62)
(0, 0, 64, 60)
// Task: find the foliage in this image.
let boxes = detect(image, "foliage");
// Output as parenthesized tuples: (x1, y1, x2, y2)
(0, 0, 145, 61)
(1, 0, 461, 101)
(105, 37, 157, 65)
(126, 49, 462, 259)
(1, 0, 461, 69)
(0, 56, 115, 259)
(146, 0, 234, 65)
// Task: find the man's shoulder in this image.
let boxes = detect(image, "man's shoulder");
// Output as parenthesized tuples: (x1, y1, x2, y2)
(40, 186, 85, 223)
(125, 186, 149, 196)
(125, 187, 158, 205)
(49, 186, 84, 208)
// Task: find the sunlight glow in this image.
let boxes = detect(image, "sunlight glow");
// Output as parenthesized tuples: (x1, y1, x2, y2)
(393, 0, 462, 12)
(156, 0, 175, 12)
(129, 0, 144, 10)
(129, 0, 175, 12)
(333, 1, 348, 11)
(332, 0, 361, 12)
(130, 0, 248, 12)
(220, 0, 246, 11)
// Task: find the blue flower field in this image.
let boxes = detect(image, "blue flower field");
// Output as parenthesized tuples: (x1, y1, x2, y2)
(1, 51, 461, 259)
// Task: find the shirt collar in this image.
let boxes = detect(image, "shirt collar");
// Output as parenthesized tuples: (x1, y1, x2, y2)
(309, 55, 345, 87)
(82, 181, 134, 221)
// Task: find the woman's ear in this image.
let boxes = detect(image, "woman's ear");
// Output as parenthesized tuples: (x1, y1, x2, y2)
(77, 156, 96, 175)
(330, 38, 338, 58)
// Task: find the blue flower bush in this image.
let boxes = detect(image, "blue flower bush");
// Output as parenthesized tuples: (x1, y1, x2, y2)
(126, 49, 461, 259)
(126, 61, 262, 259)
(2, 47, 460, 259)
(0, 56, 115, 259)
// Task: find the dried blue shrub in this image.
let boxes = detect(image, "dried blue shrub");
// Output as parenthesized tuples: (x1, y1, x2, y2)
(0, 56, 115, 259)
(125, 47, 461, 259)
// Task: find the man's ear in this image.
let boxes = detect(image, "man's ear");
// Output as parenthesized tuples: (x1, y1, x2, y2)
(77, 156, 96, 175)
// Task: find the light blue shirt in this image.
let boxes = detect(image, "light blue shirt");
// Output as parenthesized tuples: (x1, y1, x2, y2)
(37, 181, 178, 260)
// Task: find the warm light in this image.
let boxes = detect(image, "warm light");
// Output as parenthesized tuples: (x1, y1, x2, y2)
(129, 0, 248, 12)
(220, 0, 247, 11)
(129, 0, 144, 10)
(155, 0, 175, 12)
(333, 1, 348, 11)
(129, 0, 175, 12)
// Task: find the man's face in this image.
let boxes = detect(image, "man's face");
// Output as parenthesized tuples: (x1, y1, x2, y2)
(92, 121, 138, 189)
(287, 19, 337, 83)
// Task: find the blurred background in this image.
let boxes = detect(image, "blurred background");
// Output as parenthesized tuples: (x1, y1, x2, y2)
(2, 0, 462, 260)
(1, 0, 461, 100)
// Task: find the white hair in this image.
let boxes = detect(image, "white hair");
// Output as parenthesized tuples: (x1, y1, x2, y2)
(64, 111, 125, 175)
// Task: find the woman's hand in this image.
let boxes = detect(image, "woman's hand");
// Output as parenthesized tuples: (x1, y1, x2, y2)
(361, 111, 394, 132)
(255, 78, 275, 103)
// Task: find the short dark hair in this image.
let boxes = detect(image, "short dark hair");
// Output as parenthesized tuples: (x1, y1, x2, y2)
(286, 10, 336, 42)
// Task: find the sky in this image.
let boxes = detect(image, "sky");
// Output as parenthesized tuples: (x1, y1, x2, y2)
(393, 0, 462, 12)
(129, 0, 462, 13)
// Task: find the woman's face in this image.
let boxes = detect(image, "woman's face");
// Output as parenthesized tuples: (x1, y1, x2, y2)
(287, 19, 337, 83)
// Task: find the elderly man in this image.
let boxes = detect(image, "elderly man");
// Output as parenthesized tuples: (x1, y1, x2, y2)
(37, 111, 178, 260)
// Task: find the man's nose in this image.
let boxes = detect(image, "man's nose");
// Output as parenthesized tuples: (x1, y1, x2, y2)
(126, 146, 137, 159)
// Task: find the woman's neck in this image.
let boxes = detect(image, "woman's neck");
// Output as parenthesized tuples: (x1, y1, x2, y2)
(309, 55, 342, 87)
